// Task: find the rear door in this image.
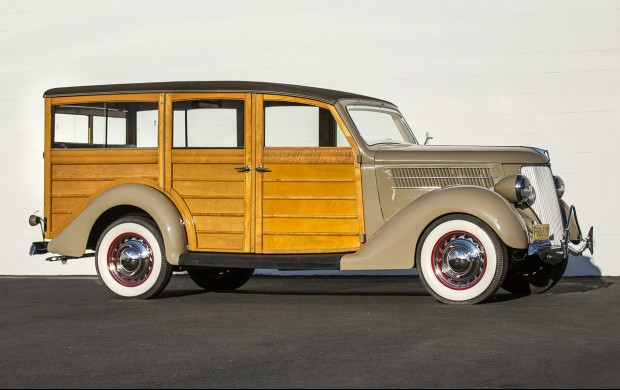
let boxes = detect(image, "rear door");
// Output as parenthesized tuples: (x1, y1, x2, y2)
(166, 93, 253, 253)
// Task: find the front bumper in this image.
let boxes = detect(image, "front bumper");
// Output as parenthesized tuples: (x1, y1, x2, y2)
(528, 205, 594, 261)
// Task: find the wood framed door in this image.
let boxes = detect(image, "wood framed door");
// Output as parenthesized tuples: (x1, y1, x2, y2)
(253, 94, 365, 254)
(165, 93, 253, 253)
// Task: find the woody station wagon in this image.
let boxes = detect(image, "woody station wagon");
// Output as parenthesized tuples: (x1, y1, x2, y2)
(29, 81, 594, 304)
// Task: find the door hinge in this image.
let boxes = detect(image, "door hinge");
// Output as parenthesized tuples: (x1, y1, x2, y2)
(360, 234, 366, 244)
(357, 154, 362, 165)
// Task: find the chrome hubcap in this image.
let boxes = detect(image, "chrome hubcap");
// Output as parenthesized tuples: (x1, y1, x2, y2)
(432, 231, 486, 290)
(108, 233, 153, 287)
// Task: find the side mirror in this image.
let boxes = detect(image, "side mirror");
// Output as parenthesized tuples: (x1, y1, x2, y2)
(424, 132, 434, 145)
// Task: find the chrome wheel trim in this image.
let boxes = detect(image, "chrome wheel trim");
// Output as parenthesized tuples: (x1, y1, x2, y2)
(419, 219, 499, 302)
(96, 221, 164, 298)
(432, 231, 487, 290)
(107, 233, 154, 287)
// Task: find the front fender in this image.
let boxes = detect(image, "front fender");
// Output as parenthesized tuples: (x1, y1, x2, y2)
(341, 186, 528, 270)
(47, 183, 187, 265)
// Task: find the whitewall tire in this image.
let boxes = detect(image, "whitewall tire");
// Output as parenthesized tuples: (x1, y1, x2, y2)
(416, 214, 507, 305)
(95, 216, 173, 299)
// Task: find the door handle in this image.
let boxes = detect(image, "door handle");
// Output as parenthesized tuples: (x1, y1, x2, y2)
(256, 165, 271, 173)
(235, 165, 251, 173)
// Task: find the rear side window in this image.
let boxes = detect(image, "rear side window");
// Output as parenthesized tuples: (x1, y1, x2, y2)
(52, 102, 159, 149)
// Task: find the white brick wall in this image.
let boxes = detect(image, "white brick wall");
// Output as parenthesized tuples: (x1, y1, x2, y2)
(1, 0, 618, 276)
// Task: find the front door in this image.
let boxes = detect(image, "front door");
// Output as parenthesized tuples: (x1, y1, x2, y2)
(253, 95, 364, 254)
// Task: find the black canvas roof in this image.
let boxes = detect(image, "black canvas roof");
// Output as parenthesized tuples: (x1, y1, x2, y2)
(44, 81, 391, 105)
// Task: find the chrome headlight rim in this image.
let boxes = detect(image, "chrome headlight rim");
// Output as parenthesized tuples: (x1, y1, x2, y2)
(515, 175, 533, 203)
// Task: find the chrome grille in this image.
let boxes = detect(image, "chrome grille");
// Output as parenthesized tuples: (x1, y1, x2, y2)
(521, 166, 565, 240)
(390, 167, 495, 189)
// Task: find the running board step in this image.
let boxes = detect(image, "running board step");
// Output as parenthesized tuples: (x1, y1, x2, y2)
(178, 252, 348, 271)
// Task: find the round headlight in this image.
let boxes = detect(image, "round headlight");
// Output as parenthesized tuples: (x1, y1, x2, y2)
(554, 175, 565, 198)
(515, 175, 533, 203)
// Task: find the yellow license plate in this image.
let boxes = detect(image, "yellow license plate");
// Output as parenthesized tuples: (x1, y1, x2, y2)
(532, 224, 550, 242)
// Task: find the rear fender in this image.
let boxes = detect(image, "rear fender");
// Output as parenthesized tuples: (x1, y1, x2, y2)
(47, 183, 187, 265)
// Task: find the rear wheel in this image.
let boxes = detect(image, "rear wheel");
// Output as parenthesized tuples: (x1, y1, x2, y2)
(95, 216, 172, 299)
(416, 214, 508, 305)
(502, 255, 568, 295)
(187, 267, 254, 291)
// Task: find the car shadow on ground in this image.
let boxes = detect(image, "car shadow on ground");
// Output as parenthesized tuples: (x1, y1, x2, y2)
(546, 277, 613, 294)
(157, 275, 615, 302)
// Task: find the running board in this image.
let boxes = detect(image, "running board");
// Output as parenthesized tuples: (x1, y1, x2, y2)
(178, 252, 349, 271)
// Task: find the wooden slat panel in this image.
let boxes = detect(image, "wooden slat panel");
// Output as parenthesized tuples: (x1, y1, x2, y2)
(263, 181, 356, 198)
(172, 146, 248, 251)
(263, 217, 359, 234)
(52, 197, 88, 214)
(169, 92, 246, 101)
(51, 93, 160, 105)
(184, 198, 245, 215)
(52, 164, 158, 180)
(51, 154, 159, 165)
(173, 164, 243, 181)
(197, 233, 245, 251)
(51, 180, 112, 197)
(261, 164, 355, 181)
(194, 216, 245, 233)
(263, 147, 354, 164)
(173, 181, 244, 198)
(171, 149, 244, 164)
(49, 147, 159, 238)
(51, 214, 71, 234)
(263, 235, 360, 252)
(51, 149, 158, 165)
(263, 199, 358, 217)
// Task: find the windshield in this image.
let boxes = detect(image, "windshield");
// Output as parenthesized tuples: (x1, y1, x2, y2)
(347, 106, 416, 146)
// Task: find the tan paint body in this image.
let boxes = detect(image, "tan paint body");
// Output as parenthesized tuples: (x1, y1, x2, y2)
(340, 186, 528, 270)
(40, 82, 573, 271)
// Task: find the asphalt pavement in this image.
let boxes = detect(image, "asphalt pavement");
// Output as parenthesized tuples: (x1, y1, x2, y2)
(1, 275, 619, 388)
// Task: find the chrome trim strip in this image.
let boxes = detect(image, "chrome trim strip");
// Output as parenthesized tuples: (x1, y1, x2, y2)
(389, 167, 495, 189)
(389, 176, 496, 180)
(392, 186, 441, 190)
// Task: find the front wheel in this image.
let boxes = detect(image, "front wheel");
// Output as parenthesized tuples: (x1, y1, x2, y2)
(416, 214, 508, 305)
(95, 216, 173, 299)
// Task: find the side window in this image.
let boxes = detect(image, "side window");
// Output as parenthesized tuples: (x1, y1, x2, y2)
(264, 102, 350, 147)
(53, 102, 158, 149)
(173, 100, 244, 148)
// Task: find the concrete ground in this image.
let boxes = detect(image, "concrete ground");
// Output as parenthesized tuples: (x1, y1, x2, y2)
(0, 275, 619, 389)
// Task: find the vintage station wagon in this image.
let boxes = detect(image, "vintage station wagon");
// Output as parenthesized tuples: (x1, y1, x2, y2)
(29, 81, 594, 304)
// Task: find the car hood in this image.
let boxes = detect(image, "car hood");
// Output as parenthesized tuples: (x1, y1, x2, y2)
(373, 144, 548, 165)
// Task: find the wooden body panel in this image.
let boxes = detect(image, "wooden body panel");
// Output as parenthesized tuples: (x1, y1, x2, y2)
(45, 91, 364, 257)
(259, 148, 361, 254)
(171, 149, 246, 252)
(48, 149, 158, 236)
